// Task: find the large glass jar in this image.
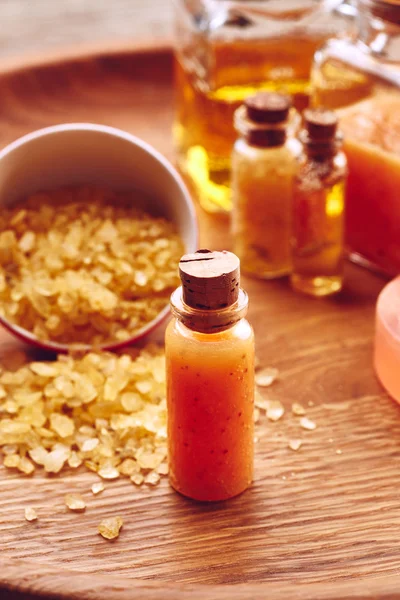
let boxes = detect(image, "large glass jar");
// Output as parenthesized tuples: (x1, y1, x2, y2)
(311, 0, 400, 276)
(173, 0, 353, 214)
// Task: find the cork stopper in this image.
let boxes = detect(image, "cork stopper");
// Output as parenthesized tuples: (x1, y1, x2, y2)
(303, 108, 338, 140)
(245, 92, 292, 124)
(179, 249, 240, 310)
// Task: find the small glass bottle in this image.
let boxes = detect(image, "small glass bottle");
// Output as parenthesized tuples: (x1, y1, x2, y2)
(291, 108, 347, 296)
(165, 249, 254, 502)
(231, 92, 301, 279)
(311, 0, 400, 275)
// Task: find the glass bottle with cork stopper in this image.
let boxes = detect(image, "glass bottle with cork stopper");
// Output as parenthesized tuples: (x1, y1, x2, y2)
(165, 249, 254, 502)
(291, 108, 347, 296)
(231, 92, 301, 279)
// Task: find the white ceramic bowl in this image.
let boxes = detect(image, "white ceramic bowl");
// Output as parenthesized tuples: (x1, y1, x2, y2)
(0, 123, 197, 352)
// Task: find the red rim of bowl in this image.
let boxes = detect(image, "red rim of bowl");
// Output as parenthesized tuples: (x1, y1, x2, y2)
(0, 122, 199, 354)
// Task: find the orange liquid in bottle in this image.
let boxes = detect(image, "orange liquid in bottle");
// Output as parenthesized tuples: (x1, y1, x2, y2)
(166, 318, 254, 501)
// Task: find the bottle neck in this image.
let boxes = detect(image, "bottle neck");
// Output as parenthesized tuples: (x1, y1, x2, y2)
(300, 130, 342, 162)
(170, 287, 248, 334)
(358, 2, 400, 61)
(234, 105, 291, 149)
(241, 129, 286, 148)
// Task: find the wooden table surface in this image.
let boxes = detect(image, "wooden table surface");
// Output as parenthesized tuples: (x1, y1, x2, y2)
(0, 0, 172, 62)
(0, 43, 399, 600)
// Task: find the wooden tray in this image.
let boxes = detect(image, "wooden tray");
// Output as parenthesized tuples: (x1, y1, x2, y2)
(0, 42, 399, 600)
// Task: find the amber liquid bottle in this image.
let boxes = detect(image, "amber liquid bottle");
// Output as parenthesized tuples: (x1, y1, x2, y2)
(166, 250, 254, 502)
(231, 92, 301, 279)
(291, 109, 347, 296)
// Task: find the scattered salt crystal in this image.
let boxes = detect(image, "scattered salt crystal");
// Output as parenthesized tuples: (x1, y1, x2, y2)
(91, 482, 105, 495)
(98, 516, 123, 540)
(28, 447, 48, 466)
(24, 507, 38, 522)
(68, 452, 83, 469)
(18, 457, 35, 475)
(253, 408, 260, 423)
(3, 454, 20, 468)
(254, 390, 270, 411)
(267, 401, 284, 422)
(336, 449, 342, 455)
(255, 367, 279, 387)
(300, 417, 316, 431)
(292, 402, 306, 416)
(98, 465, 119, 480)
(131, 473, 144, 486)
(65, 493, 86, 511)
(145, 471, 160, 486)
(288, 439, 302, 451)
(156, 463, 168, 476)
(118, 458, 139, 476)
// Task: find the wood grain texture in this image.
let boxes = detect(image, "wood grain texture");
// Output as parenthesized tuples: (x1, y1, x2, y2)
(0, 0, 172, 62)
(0, 46, 398, 600)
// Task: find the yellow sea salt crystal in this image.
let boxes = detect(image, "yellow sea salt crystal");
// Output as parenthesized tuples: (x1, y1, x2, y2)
(156, 462, 169, 476)
(300, 417, 316, 431)
(144, 471, 160, 486)
(136, 452, 162, 470)
(135, 380, 152, 395)
(266, 401, 285, 422)
(288, 439, 302, 451)
(81, 438, 99, 452)
(91, 482, 104, 495)
(118, 458, 139, 477)
(292, 402, 306, 416)
(24, 507, 38, 522)
(30, 362, 58, 377)
(3, 454, 20, 468)
(18, 457, 35, 475)
(255, 367, 279, 387)
(65, 493, 86, 512)
(98, 465, 119, 480)
(131, 473, 144, 486)
(98, 516, 123, 540)
(254, 390, 270, 411)
(68, 452, 83, 469)
(28, 446, 49, 466)
(44, 444, 70, 473)
(50, 414, 75, 438)
(121, 392, 142, 412)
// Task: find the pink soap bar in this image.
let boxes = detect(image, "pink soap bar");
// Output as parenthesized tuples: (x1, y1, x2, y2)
(375, 277, 400, 402)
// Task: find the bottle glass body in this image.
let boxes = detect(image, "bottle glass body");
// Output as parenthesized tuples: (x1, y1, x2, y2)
(232, 135, 301, 279)
(311, 4, 400, 275)
(291, 149, 347, 296)
(165, 289, 254, 501)
(174, 0, 353, 214)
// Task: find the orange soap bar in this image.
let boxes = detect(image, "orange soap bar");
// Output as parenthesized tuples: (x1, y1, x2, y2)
(339, 95, 400, 274)
(165, 319, 254, 502)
